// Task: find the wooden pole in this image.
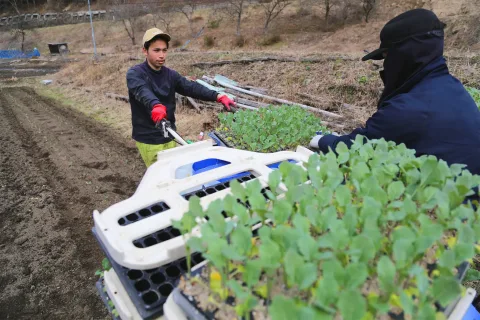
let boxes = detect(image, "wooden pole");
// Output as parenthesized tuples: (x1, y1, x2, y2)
(214, 77, 342, 119)
(186, 97, 201, 112)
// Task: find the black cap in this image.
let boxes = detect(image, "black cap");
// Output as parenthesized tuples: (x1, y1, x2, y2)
(362, 9, 446, 61)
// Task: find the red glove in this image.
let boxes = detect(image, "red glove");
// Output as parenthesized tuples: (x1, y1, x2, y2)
(217, 95, 236, 111)
(151, 104, 167, 123)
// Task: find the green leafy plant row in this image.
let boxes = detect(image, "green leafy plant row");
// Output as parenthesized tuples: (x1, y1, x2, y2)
(174, 137, 480, 320)
(466, 86, 480, 109)
(217, 105, 327, 153)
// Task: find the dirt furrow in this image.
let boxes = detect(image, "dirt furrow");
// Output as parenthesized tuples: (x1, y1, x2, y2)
(0, 86, 144, 319)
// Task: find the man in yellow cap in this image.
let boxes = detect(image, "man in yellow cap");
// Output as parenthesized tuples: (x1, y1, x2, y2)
(126, 28, 236, 167)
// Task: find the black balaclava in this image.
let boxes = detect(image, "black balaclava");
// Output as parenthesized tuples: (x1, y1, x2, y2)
(379, 32, 444, 105)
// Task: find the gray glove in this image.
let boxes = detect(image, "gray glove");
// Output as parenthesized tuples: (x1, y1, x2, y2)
(309, 131, 340, 149)
(309, 135, 324, 149)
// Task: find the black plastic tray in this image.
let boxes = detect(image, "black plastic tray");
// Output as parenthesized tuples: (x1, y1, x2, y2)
(171, 255, 470, 320)
(130, 173, 258, 250)
(172, 266, 255, 320)
(118, 201, 171, 227)
(208, 131, 231, 148)
(183, 173, 257, 200)
(93, 228, 205, 320)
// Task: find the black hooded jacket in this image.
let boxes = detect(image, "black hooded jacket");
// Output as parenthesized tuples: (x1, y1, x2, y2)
(318, 33, 480, 175)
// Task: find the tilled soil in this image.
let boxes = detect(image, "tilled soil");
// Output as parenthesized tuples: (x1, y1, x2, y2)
(0, 59, 63, 79)
(0, 86, 144, 319)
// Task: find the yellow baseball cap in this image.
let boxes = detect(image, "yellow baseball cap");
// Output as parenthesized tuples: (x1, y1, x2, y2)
(142, 28, 171, 47)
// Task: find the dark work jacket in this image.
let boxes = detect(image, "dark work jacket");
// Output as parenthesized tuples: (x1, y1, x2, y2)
(126, 61, 218, 144)
(318, 35, 480, 175)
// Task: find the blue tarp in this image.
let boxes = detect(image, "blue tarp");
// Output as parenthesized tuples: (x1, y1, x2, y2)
(0, 48, 40, 59)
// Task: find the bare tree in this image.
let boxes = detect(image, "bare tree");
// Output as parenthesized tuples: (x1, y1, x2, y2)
(297, 0, 335, 25)
(339, 0, 360, 25)
(149, 8, 176, 34)
(298, 0, 316, 11)
(324, 0, 335, 26)
(339, 0, 349, 25)
(175, 1, 198, 37)
(260, 0, 291, 34)
(2, 0, 39, 13)
(111, 4, 148, 46)
(8, 0, 27, 51)
(362, 0, 376, 23)
(123, 17, 137, 45)
(224, 0, 248, 36)
(156, 10, 175, 34)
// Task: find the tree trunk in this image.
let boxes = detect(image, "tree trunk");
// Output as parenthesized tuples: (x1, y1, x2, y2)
(364, 6, 372, 22)
(123, 19, 136, 46)
(325, 0, 330, 26)
(236, 10, 241, 36)
(363, 0, 375, 23)
(263, 17, 270, 34)
(21, 30, 25, 51)
(131, 20, 136, 45)
(188, 18, 195, 37)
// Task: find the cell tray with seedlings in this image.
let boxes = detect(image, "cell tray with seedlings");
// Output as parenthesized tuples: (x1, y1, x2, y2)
(166, 138, 480, 320)
(94, 226, 205, 319)
(92, 141, 314, 319)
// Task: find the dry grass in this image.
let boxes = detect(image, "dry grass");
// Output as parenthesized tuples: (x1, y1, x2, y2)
(195, 56, 381, 129)
(54, 57, 133, 95)
(52, 49, 480, 138)
(36, 79, 218, 142)
(2, 0, 478, 56)
(175, 109, 217, 139)
(203, 35, 215, 48)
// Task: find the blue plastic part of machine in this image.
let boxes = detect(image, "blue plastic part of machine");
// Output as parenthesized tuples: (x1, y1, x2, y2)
(266, 159, 297, 169)
(463, 304, 480, 320)
(191, 158, 298, 185)
(191, 158, 249, 184)
(192, 158, 230, 175)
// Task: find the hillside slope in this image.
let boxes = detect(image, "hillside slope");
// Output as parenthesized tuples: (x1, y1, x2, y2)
(0, 0, 478, 55)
